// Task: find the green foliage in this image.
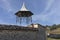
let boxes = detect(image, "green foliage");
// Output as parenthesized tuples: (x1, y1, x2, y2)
(46, 24, 60, 30)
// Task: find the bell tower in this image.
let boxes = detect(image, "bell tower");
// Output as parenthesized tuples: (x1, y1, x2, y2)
(15, 2, 34, 25)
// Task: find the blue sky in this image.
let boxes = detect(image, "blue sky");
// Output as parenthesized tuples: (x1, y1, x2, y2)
(0, 0, 60, 26)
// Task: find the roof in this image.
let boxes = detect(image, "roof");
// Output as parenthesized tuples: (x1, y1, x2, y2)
(15, 2, 33, 17)
(15, 11, 33, 17)
(20, 2, 28, 11)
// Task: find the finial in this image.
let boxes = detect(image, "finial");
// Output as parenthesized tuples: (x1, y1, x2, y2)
(20, 2, 28, 11)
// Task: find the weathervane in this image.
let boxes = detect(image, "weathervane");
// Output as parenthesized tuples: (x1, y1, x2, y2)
(15, 2, 34, 25)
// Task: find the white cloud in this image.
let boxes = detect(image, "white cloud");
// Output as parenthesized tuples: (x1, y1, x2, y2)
(41, 0, 55, 14)
(33, 0, 60, 25)
(33, 0, 55, 21)
(0, 0, 12, 12)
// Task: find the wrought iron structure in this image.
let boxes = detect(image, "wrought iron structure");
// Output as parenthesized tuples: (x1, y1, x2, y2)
(15, 3, 33, 24)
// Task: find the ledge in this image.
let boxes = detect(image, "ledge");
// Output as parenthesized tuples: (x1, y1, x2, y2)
(0, 24, 38, 31)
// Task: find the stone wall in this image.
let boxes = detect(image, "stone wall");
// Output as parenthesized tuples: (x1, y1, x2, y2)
(0, 30, 37, 40)
(0, 24, 46, 40)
